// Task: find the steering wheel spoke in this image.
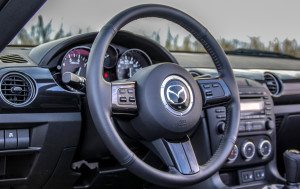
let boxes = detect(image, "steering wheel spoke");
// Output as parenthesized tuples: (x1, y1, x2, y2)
(144, 137, 200, 175)
(111, 81, 137, 116)
(196, 78, 232, 108)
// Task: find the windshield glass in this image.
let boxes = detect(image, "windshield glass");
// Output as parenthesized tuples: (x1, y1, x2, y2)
(10, 0, 300, 58)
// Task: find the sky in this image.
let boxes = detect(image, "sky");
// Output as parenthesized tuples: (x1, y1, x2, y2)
(23, 0, 300, 45)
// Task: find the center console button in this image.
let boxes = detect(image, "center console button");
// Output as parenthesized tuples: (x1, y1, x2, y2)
(245, 122, 252, 131)
(253, 115, 260, 119)
(239, 125, 246, 132)
(228, 144, 239, 163)
(242, 141, 255, 161)
(258, 140, 272, 158)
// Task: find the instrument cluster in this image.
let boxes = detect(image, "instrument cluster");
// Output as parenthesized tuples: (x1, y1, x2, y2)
(59, 45, 152, 91)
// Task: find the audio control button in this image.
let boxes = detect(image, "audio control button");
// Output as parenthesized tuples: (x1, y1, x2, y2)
(239, 125, 246, 132)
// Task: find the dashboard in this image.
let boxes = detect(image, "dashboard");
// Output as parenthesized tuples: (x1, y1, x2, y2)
(0, 31, 299, 188)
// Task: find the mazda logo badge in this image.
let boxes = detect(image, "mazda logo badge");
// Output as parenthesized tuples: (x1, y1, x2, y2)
(166, 85, 187, 104)
(160, 75, 194, 116)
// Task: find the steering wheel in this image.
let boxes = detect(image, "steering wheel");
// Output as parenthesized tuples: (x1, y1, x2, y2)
(87, 4, 240, 187)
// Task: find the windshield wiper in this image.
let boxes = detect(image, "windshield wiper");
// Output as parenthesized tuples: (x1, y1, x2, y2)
(225, 49, 300, 60)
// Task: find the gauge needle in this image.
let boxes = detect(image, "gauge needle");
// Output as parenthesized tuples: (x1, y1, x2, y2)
(76, 67, 82, 75)
(129, 68, 132, 78)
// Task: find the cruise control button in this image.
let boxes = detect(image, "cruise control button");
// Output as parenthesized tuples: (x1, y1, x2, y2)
(217, 115, 226, 119)
(119, 89, 126, 94)
(215, 109, 225, 113)
(212, 83, 219, 88)
(206, 91, 213, 96)
(120, 97, 127, 102)
(203, 84, 211, 89)
(127, 89, 134, 94)
(129, 97, 136, 102)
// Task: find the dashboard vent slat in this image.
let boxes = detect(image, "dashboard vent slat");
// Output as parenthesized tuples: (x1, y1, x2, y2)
(0, 72, 36, 107)
(264, 72, 282, 96)
(0, 54, 28, 63)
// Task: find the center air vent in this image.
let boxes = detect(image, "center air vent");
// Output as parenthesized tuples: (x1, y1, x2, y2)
(0, 72, 36, 107)
(264, 72, 282, 96)
(189, 71, 211, 78)
(0, 54, 28, 63)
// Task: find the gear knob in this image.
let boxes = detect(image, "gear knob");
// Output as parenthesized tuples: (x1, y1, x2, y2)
(283, 149, 300, 183)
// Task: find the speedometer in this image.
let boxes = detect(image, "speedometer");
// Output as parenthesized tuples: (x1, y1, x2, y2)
(116, 49, 152, 80)
(61, 46, 90, 78)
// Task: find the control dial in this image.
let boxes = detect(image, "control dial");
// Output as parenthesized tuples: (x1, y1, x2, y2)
(228, 144, 238, 163)
(258, 140, 272, 158)
(242, 141, 255, 161)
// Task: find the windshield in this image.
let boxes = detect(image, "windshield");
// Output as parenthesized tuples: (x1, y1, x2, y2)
(10, 0, 300, 59)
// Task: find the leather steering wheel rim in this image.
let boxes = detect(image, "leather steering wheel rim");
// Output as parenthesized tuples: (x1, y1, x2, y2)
(87, 4, 240, 187)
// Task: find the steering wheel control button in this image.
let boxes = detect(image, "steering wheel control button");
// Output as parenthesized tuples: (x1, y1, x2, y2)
(197, 79, 231, 105)
(5, 130, 17, 149)
(227, 144, 239, 163)
(112, 82, 137, 114)
(203, 84, 210, 89)
(258, 140, 272, 158)
(129, 97, 136, 102)
(242, 141, 255, 161)
(201, 83, 224, 99)
(217, 121, 226, 134)
(212, 83, 220, 88)
(215, 109, 225, 113)
(127, 89, 134, 94)
(205, 91, 213, 96)
(160, 75, 193, 116)
(117, 87, 135, 105)
(119, 97, 127, 102)
(119, 89, 126, 94)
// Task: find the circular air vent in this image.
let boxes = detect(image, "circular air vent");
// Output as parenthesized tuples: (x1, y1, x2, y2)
(0, 72, 37, 107)
(264, 72, 282, 96)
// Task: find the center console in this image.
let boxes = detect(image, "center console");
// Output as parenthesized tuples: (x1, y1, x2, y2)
(206, 77, 277, 187)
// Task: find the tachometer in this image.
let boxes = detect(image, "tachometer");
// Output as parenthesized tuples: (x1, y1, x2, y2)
(61, 46, 90, 78)
(116, 49, 152, 80)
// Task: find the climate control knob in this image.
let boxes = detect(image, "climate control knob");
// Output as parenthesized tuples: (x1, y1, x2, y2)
(228, 144, 239, 163)
(258, 140, 272, 158)
(242, 141, 255, 161)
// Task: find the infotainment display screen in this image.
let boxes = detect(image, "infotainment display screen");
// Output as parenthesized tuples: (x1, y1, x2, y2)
(240, 100, 264, 112)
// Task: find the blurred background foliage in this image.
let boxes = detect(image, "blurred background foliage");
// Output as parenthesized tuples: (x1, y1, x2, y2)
(10, 15, 300, 58)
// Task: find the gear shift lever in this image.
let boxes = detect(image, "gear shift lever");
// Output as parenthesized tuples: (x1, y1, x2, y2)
(283, 149, 300, 189)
